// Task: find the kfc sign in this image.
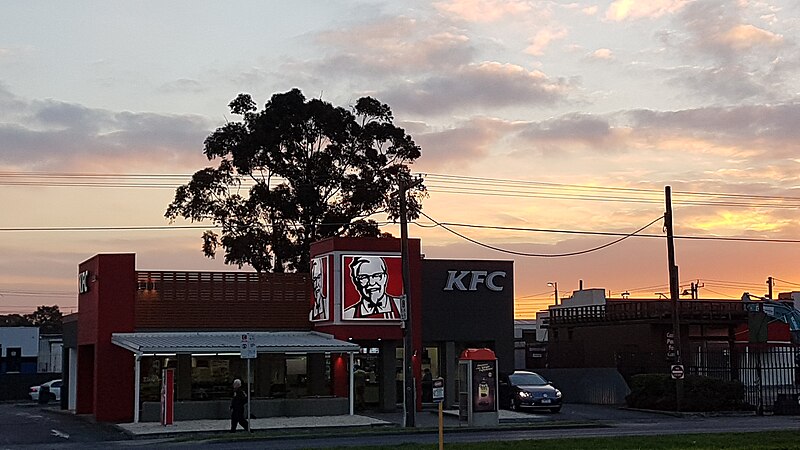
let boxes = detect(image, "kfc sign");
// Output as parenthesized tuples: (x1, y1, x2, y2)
(78, 270, 90, 294)
(444, 270, 506, 292)
(309, 255, 330, 322)
(342, 255, 404, 321)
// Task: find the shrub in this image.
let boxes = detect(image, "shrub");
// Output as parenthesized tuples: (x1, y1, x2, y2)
(625, 373, 745, 411)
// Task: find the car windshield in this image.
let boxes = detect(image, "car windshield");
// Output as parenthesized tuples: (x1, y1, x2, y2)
(509, 373, 548, 386)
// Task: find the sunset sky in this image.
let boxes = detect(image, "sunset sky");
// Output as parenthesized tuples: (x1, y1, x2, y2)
(2, 1, 800, 317)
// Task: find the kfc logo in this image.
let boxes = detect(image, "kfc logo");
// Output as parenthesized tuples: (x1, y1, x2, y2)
(309, 255, 330, 321)
(342, 255, 403, 321)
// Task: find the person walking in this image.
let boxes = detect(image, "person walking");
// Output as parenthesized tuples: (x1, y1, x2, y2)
(230, 379, 249, 432)
(354, 365, 367, 410)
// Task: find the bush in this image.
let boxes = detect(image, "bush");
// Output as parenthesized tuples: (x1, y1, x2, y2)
(625, 373, 745, 411)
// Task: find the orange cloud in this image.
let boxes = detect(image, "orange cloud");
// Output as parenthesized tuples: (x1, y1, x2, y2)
(590, 48, 614, 60)
(717, 24, 783, 50)
(434, 0, 531, 22)
(524, 27, 568, 56)
(605, 0, 689, 21)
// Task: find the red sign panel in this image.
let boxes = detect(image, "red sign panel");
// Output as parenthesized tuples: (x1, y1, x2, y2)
(160, 368, 174, 426)
(341, 255, 403, 321)
(309, 255, 330, 322)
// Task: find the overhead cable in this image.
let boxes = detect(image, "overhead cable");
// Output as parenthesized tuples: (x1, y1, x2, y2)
(418, 211, 665, 258)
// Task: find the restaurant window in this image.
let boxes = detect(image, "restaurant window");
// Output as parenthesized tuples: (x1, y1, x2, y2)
(286, 355, 308, 397)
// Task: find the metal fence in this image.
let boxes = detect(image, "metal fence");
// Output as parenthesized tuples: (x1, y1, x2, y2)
(617, 345, 800, 412)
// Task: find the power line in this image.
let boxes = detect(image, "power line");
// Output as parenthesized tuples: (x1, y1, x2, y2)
(772, 277, 800, 287)
(5, 170, 800, 208)
(413, 221, 800, 244)
(419, 211, 664, 257)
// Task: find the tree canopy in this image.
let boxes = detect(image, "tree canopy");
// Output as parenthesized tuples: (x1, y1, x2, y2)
(0, 305, 63, 334)
(166, 88, 425, 273)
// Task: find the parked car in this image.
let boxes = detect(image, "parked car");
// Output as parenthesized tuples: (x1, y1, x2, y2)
(499, 371, 562, 413)
(29, 379, 62, 402)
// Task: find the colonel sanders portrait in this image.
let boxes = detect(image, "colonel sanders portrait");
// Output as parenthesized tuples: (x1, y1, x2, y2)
(309, 256, 329, 321)
(342, 256, 402, 320)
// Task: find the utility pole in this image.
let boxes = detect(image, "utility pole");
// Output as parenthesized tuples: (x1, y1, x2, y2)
(399, 179, 416, 428)
(665, 186, 683, 411)
(767, 276, 774, 299)
(548, 282, 559, 306)
(665, 186, 682, 363)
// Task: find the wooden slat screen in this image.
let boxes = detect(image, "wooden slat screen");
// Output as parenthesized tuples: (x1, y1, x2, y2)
(135, 271, 311, 330)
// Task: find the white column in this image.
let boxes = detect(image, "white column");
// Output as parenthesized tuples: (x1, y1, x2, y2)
(349, 352, 354, 415)
(67, 348, 78, 411)
(134, 353, 141, 423)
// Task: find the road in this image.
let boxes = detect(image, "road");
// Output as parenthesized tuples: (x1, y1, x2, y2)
(0, 403, 128, 449)
(1, 402, 797, 449)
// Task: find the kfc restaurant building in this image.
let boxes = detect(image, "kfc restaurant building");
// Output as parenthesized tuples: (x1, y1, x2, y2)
(66, 237, 513, 423)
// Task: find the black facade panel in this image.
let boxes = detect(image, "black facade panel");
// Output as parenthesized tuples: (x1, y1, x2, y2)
(421, 259, 514, 372)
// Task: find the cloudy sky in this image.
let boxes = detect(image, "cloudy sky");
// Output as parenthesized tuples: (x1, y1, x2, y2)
(2, 0, 800, 317)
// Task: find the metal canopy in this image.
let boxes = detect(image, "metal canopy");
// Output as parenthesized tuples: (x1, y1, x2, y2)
(112, 330, 359, 355)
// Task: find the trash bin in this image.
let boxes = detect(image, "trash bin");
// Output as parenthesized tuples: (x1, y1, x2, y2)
(38, 385, 50, 404)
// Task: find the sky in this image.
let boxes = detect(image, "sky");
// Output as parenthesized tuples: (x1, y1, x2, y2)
(2, 0, 800, 317)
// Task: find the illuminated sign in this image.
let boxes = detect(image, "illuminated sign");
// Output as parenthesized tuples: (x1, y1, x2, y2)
(78, 271, 90, 294)
(341, 254, 403, 321)
(309, 255, 330, 322)
(444, 270, 506, 292)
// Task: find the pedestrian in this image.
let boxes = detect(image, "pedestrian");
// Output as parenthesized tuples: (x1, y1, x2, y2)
(354, 365, 367, 410)
(230, 379, 249, 432)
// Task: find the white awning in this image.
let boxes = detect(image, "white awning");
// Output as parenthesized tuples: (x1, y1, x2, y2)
(111, 330, 359, 355)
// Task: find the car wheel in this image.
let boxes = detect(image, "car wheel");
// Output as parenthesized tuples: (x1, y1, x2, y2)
(550, 406, 561, 413)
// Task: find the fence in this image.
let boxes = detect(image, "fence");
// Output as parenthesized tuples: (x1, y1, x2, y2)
(617, 344, 800, 412)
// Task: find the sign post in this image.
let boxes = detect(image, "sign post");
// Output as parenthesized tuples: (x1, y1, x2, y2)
(160, 368, 174, 426)
(240, 333, 256, 432)
(433, 377, 444, 450)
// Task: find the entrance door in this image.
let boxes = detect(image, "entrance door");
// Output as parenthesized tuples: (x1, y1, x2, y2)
(6, 348, 21, 373)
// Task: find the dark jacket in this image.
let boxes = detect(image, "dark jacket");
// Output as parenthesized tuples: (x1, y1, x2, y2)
(231, 388, 247, 412)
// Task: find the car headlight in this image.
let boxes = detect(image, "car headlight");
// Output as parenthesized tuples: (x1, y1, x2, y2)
(517, 391, 531, 398)
(555, 389, 562, 398)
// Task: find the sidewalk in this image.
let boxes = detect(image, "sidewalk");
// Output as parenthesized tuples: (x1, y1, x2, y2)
(114, 407, 551, 438)
(116, 414, 392, 437)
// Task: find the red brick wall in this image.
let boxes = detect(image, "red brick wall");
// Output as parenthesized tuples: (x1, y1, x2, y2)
(134, 271, 311, 330)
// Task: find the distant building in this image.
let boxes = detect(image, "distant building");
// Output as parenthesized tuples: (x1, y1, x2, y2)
(0, 327, 39, 374)
(544, 286, 800, 411)
(38, 334, 63, 373)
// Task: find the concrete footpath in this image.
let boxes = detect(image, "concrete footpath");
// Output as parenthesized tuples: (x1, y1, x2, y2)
(114, 408, 549, 438)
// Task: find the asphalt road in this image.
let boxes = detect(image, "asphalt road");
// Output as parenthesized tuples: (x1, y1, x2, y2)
(1, 402, 798, 449)
(0, 403, 128, 449)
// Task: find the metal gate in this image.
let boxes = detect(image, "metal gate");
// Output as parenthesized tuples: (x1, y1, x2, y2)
(688, 345, 800, 412)
(618, 344, 800, 412)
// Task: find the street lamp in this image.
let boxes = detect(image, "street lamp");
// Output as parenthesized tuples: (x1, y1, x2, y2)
(547, 282, 559, 306)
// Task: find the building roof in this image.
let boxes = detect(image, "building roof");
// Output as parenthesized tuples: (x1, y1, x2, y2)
(111, 331, 359, 355)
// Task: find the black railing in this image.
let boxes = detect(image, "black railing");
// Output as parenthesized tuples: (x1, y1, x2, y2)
(550, 301, 748, 325)
(617, 345, 800, 412)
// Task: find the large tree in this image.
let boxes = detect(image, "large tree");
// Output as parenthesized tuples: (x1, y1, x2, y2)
(0, 305, 63, 334)
(166, 88, 425, 273)
(26, 305, 63, 334)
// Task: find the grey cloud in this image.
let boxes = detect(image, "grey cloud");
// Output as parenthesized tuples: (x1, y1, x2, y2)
(157, 78, 206, 94)
(415, 118, 517, 169)
(309, 33, 475, 78)
(513, 113, 622, 155)
(32, 100, 111, 131)
(520, 114, 614, 143)
(664, 66, 777, 103)
(660, 1, 796, 102)
(382, 63, 574, 115)
(0, 92, 213, 169)
(625, 103, 800, 153)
